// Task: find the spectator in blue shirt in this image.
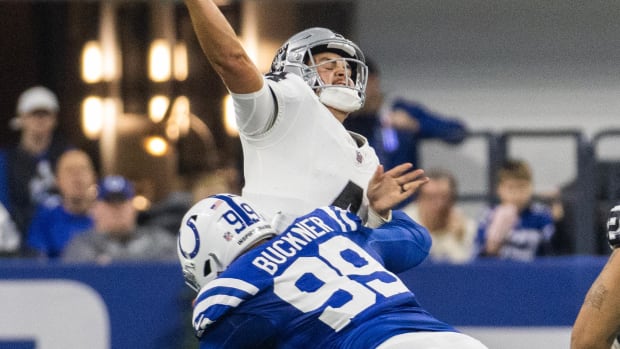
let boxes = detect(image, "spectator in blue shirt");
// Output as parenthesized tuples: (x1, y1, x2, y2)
(343, 59, 468, 172)
(0, 86, 72, 248)
(63, 175, 177, 263)
(26, 149, 96, 258)
(476, 159, 556, 261)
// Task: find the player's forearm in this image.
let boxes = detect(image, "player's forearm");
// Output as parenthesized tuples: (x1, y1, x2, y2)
(570, 333, 614, 349)
(571, 304, 617, 349)
(184, 0, 262, 93)
(572, 250, 620, 349)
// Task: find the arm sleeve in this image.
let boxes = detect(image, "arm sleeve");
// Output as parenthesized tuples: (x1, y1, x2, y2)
(231, 77, 277, 136)
(365, 210, 431, 273)
(199, 314, 278, 349)
(393, 99, 467, 143)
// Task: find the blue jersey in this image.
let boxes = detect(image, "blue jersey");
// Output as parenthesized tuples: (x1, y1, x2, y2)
(192, 207, 456, 348)
(26, 199, 93, 258)
(476, 202, 555, 261)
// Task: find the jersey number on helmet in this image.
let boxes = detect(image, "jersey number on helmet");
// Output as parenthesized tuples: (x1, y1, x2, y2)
(273, 236, 409, 331)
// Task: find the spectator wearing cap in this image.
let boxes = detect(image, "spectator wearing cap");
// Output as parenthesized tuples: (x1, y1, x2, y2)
(25, 149, 97, 259)
(0, 86, 72, 251)
(62, 175, 177, 264)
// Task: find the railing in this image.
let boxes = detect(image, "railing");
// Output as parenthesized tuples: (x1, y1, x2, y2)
(420, 128, 620, 255)
(498, 129, 596, 254)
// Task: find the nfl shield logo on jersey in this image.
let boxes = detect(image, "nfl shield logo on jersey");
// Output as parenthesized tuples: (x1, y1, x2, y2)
(356, 150, 363, 164)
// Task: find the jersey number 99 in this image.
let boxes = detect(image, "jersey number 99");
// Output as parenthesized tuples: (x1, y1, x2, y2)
(273, 236, 409, 331)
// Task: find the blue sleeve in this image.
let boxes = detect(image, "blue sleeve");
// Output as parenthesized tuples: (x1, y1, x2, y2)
(199, 314, 278, 349)
(0, 150, 9, 209)
(392, 99, 467, 144)
(364, 210, 431, 273)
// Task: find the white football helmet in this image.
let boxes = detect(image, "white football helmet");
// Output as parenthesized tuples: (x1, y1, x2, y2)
(177, 194, 277, 292)
(270, 27, 368, 112)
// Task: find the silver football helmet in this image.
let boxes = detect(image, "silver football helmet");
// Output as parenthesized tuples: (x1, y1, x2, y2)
(177, 194, 276, 292)
(271, 27, 368, 112)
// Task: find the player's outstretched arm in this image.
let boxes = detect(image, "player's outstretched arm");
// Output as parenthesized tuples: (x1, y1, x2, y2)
(572, 205, 620, 349)
(366, 210, 432, 272)
(184, 0, 263, 94)
(571, 249, 620, 349)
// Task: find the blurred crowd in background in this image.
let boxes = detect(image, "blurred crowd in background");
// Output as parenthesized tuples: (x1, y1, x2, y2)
(1, 78, 615, 265)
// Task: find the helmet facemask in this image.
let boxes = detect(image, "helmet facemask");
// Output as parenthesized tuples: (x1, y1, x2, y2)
(305, 54, 368, 113)
(271, 27, 368, 113)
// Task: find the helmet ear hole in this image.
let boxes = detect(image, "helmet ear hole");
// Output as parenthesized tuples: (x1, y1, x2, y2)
(177, 194, 277, 291)
(208, 253, 225, 276)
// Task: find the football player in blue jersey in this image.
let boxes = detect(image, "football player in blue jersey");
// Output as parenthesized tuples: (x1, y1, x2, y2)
(572, 204, 620, 349)
(184, 0, 422, 231)
(177, 193, 488, 348)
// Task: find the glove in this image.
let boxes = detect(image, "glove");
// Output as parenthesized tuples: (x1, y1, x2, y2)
(607, 204, 620, 249)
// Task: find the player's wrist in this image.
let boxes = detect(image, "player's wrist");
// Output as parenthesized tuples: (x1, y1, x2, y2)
(366, 207, 392, 228)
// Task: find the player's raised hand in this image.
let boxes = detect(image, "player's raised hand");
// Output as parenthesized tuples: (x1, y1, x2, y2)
(367, 163, 429, 218)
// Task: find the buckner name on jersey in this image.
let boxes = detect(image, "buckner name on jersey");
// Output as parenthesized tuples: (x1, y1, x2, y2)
(252, 215, 339, 275)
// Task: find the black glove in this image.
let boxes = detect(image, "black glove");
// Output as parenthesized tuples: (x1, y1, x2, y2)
(607, 204, 620, 249)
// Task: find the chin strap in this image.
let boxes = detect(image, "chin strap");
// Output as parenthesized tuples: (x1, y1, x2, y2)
(319, 86, 363, 113)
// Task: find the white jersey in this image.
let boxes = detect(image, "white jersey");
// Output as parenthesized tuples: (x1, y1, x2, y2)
(232, 72, 379, 229)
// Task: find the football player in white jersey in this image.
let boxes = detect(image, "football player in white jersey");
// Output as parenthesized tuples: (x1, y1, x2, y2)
(178, 194, 488, 348)
(184, 1, 426, 230)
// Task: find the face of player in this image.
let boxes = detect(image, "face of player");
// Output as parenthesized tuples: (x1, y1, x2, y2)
(497, 178, 533, 211)
(312, 52, 354, 87)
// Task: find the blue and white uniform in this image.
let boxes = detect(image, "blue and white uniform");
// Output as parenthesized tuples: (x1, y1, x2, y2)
(233, 72, 380, 229)
(192, 208, 484, 348)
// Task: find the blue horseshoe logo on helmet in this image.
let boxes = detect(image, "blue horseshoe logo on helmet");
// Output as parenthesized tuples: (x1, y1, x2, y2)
(179, 215, 200, 259)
